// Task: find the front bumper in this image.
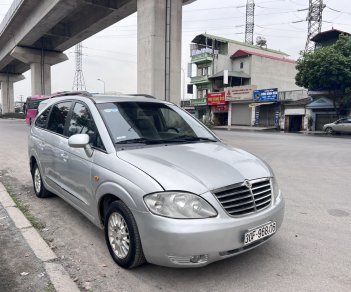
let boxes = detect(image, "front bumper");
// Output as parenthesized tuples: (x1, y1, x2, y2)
(133, 191, 285, 267)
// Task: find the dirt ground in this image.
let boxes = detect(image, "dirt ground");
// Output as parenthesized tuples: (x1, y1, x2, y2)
(0, 198, 52, 292)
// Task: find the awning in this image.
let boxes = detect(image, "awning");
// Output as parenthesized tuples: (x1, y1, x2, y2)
(249, 102, 276, 107)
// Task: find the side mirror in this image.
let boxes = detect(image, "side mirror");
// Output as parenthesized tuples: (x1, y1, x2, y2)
(68, 134, 89, 148)
(68, 134, 93, 157)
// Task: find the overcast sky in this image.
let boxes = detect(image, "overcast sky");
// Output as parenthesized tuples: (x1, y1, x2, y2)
(0, 0, 350, 100)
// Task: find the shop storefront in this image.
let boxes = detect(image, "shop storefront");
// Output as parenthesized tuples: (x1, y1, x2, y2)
(190, 97, 209, 121)
(251, 88, 280, 127)
(306, 97, 338, 131)
(282, 98, 310, 132)
(207, 92, 228, 126)
(225, 85, 257, 126)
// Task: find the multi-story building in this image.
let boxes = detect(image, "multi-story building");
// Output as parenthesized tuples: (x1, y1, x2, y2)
(189, 33, 302, 127)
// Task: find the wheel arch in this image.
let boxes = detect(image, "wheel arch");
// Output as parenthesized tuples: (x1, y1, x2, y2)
(96, 182, 148, 226)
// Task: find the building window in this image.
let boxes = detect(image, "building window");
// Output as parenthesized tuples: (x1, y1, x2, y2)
(240, 62, 244, 69)
(197, 65, 211, 76)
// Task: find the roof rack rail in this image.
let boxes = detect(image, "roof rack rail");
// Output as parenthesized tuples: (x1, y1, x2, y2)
(128, 94, 156, 99)
(49, 91, 93, 98)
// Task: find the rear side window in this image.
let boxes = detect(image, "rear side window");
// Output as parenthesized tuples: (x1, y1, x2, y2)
(35, 107, 51, 129)
(47, 102, 72, 135)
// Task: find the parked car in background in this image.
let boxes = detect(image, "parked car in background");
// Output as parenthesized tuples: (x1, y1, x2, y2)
(28, 92, 284, 269)
(323, 118, 351, 134)
(25, 95, 48, 125)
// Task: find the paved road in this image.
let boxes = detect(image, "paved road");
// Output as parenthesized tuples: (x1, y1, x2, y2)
(0, 119, 350, 291)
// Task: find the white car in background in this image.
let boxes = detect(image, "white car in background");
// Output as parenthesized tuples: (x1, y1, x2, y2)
(323, 118, 351, 134)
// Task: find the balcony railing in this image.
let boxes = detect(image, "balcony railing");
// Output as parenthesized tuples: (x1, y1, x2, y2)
(191, 52, 213, 64)
(190, 75, 209, 85)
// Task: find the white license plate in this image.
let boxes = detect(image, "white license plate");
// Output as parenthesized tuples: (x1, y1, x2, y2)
(244, 222, 276, 246)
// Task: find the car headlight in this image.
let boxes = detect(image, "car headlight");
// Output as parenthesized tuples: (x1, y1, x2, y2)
(271, 176, 281, 201)
(144, 192, 217, 219)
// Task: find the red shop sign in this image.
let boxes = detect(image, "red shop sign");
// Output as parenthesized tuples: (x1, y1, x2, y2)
(207, 92, 227, 106)
(212, 104, 229, 112)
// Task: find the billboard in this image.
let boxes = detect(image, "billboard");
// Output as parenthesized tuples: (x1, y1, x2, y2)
(207, 92, 227, 106)
(253, 88, 278, 102)
(225, 85, 257, 101)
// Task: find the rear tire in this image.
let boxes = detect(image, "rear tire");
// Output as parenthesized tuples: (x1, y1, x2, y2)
(31, 163, 51, 198)
(104, 201, 146, 269)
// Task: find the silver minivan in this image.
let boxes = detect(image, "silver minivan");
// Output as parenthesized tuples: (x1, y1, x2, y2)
(28, 93, 284, 268)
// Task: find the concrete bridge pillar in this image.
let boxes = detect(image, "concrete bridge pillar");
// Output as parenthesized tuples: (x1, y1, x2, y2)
(0, 73, 25, 114)
(11, 47, 68, 96)
(137, 0, 182, 105)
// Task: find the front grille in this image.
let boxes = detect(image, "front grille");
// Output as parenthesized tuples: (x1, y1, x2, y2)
(213, 178, 272, 217)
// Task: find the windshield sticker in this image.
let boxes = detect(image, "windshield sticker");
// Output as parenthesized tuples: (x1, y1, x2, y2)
(104, 108, 118, 113)
(116, 136, 127, 140)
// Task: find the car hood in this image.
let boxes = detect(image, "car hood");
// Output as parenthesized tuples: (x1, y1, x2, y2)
(117, 142, 271, 194)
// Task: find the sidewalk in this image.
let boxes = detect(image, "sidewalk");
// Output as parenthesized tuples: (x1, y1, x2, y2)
(213, 125, 278, 132)
(0, 194, 52, 291)
(0, 182, 79, 292)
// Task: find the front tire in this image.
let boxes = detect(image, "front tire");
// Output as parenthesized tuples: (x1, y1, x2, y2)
(31, 163, 51, 198)
(325, 127, 334, 135)
(104, 201, 145, 269)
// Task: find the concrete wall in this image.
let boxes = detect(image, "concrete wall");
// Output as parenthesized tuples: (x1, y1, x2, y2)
(231, 56, 251, 75)
(250, 55, 301, 91)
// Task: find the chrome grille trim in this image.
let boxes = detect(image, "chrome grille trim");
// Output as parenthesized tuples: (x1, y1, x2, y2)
(212, 178, 272, 217)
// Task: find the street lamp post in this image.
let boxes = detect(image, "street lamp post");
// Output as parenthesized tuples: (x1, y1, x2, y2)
(97, 78, 105, 94)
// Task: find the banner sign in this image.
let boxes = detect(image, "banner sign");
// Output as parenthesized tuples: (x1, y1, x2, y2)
(212, 104, 229, 112)
(253, 88, 278, 102)
(190, 98, 207, 106)
(207, 92, 227, 106)
(225, 85, 257, 101)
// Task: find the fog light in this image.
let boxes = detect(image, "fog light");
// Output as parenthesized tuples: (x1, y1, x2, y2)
(190, 255, 208, 263)
(190, 255, 201, 263)
(168, 254, 208, 265)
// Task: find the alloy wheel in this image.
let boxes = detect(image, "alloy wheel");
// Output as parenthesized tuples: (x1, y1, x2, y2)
(108, 212, 130, 259)
(34, 167, 42, 194)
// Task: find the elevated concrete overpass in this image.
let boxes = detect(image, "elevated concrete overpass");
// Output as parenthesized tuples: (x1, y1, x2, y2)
(0, 0, 194, 113)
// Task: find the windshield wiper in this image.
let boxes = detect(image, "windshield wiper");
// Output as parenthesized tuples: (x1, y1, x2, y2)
(165, 135, 217, 142)
(115, 138, 160, 144)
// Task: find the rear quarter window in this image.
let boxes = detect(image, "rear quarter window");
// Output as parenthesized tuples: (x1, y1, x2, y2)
(35, 107, 51, 129)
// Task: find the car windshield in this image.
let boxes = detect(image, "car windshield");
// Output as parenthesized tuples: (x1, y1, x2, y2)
(97, 101, 217, 145)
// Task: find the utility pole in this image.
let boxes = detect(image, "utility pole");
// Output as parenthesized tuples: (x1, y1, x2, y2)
(245, 0, 255, 45)
(72, 42, 86, 91)
(305, 0, 325, 52)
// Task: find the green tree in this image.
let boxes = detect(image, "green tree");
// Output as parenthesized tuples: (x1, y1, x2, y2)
(295, 34, 351, 116)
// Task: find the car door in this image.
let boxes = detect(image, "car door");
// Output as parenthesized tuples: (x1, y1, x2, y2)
(44, 101, 73, 196)
(333, 119, 346, 132)
(346, 119, 351, 133)
(64, 101, 102, 216)
(32, 106, 52, 176)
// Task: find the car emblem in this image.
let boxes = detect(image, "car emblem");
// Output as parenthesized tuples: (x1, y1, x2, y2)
(243, 180, 252, 189)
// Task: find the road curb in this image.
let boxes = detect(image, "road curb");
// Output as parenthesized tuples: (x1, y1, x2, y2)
(0, 182, 80, 292)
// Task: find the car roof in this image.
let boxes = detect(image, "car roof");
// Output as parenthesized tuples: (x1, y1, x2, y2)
(47, 92, 171, 105)
(90, 94, 168, 104)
